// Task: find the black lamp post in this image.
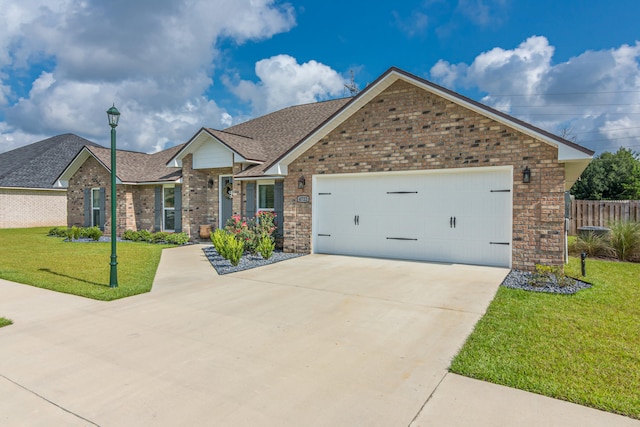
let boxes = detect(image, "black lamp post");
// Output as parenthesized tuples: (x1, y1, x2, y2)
(107, 105, 120, 288)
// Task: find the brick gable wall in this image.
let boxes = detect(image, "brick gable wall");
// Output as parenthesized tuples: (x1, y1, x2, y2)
(283, 80, 565, 271)
(67, 156, 158, 235)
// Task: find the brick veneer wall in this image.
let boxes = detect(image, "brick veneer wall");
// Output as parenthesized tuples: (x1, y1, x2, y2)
(67, 157, 156, 236)
(180, 154, 235, 238)
(68, 156, 112, 231)
(284, 80, 566, 271)
(0, 188, 67, 228)
(129, 185, 156, 232)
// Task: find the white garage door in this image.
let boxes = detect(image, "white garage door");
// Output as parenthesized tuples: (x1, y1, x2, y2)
(313, 167, 512, 267)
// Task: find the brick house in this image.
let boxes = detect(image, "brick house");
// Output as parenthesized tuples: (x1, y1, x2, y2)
(56, 144, 184, 233)
(58, 67, 593, 270)
(0, 134, 102, 228)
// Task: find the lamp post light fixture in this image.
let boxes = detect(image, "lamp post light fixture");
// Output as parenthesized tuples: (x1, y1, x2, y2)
(107, 104, 120, 288)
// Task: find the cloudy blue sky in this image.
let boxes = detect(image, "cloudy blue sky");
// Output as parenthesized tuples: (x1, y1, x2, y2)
(0, 0, 639, 155)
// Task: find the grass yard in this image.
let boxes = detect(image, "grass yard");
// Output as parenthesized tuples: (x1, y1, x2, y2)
(0, 317, 12, 328)
(451, 257, 640, 419)
(0, 227, 171, 301)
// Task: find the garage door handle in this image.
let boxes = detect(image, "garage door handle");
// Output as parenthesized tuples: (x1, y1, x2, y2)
(354, 215, 360, 226)
(453, 217, 456, 228)
(450, 217, 453, 228)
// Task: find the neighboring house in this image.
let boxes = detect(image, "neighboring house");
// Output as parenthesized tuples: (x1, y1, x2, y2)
(0, 134, 102, 228)
(59, 67, 594, 271)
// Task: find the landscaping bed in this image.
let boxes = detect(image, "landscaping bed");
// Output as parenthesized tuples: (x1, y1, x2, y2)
(203, 246, 303, 275)
(501, 269, 592, 294)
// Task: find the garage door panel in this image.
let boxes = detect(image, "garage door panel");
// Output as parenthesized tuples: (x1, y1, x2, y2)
(313, 168, 512, 267)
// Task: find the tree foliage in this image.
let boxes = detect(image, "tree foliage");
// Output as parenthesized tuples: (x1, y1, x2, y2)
(571, 148, 640, 200)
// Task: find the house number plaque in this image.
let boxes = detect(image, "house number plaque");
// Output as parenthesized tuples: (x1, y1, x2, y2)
(297, 195, 310, 203)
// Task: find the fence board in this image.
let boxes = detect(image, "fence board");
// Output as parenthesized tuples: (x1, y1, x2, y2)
(569, 200, 640, 234)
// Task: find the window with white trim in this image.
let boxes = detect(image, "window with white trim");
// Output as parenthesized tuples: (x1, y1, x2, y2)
(163, 186, 175, 231)
(257, 181, 275, 211)
(91, 188, 101, 227)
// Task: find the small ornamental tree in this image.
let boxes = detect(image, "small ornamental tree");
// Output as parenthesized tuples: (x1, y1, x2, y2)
(225, 212, 277, 255)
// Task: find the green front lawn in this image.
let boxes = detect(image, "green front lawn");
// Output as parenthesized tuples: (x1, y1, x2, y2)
(451, 257, 640, 419)
(0, 228, 171, 301)
(0, 317, 12, 328)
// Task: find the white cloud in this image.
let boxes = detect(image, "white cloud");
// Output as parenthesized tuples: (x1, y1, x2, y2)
(0, 0, 296, 153)
(456, 0, 508, 27)
(430, 36, 640, 153)
(393, 10, 429, 38)
(225, 55, 347, 115)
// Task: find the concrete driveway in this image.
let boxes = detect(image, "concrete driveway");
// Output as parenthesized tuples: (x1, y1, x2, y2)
(1, 245, 638, 426)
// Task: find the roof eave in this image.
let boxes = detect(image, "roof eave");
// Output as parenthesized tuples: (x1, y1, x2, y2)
(119, 178, 183, 185)
(1, 186, 66, 191)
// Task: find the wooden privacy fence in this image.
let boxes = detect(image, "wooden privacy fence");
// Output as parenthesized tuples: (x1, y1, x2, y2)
(570, 200, 640, 235)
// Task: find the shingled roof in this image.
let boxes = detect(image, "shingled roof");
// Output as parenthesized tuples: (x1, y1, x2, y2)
(85, 143, 185, 183)
(231, 98, 352, 177)
(0, 134, 102, 189)
(168, 98, 353, 177)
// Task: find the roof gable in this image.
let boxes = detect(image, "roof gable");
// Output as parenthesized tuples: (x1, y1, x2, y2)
(169, 128, 264, 168)
(170, 98, 352, 175)
(263, 67, 594, 178)
(0, 134, 102, 189)
(55, 143, 184, 187)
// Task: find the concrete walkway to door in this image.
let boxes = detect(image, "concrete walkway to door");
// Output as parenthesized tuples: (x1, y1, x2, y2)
(0, 244, 638, 426)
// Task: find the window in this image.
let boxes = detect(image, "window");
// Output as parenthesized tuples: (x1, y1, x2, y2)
(257, 182, 274, 210)
(163, 186, 175, 231)
(91, 188, 101, 227)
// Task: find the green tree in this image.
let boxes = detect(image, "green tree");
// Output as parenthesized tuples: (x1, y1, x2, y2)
(570, 148, 640, 200)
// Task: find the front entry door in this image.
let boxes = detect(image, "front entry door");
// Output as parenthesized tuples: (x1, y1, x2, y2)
(220, 176, 233, 229)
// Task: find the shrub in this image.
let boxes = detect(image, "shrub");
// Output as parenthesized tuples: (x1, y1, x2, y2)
(138, 229, 153, 242)
(608, 221, 640, 262)
(66, 226, 81, 241)
(529, 264, 574, 288)
(48, 226, 68, 237)
(225, 215, 259, 253)
(123, 230, 139, 241)
(211, 229, 228, 259)
(256, 234, 275, 260)
(165, 232, 189, 245)
(225, 232, 244, 266)
(211, 229, 245, 265)
(225, 212, 278, 254)
(150, 231, 169, 244)
(81, 226, 103, 241)
(573, 232, 615, 258)
(123, 230, 188, 245)
(255, 211, 277, 237)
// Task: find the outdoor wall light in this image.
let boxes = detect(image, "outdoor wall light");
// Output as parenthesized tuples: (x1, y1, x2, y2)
(298, 176, 306, 189)
(523, 166, 531, 183)
(208, 178, 214, 188)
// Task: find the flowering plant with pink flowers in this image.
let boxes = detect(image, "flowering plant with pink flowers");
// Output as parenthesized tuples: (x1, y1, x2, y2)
(224, 211, 277, 256)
